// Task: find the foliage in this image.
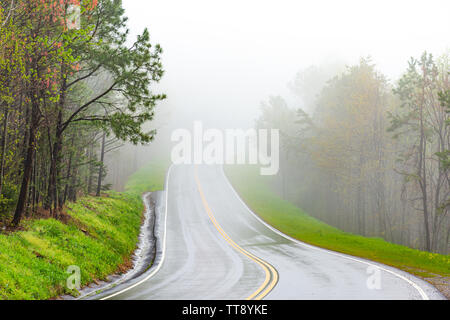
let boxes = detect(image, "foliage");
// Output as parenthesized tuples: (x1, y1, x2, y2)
(0, 159, 167, 300)
(437, 89, 450, 170)
(0, 183, 17, 217)
(388, 52, 449, 252)
(262, 54, 449, 254)
(0, 0, 165, 225)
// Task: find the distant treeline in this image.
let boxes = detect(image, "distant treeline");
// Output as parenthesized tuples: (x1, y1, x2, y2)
(0, 0, 165, 226)
(258, 55, 449, 254)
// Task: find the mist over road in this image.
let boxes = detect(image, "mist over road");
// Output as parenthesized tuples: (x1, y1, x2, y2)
(97, 165, 444, 300)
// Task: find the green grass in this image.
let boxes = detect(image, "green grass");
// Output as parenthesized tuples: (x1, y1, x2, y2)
(125, 159, 169, 195)
(225, 165, 450, 278)
(0, 159, 168, 300)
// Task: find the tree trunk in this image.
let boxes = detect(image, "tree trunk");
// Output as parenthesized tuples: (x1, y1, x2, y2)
(0, 107, 8, 195)
(87, 144, 94, 194)
(12, 99, 39, 226)
(32, 154, 37, 215)
(63, 133, 75, 204)
(419, 103, 431, 251)
(44, 109, 64, 214)
(96, 133, 106, 197)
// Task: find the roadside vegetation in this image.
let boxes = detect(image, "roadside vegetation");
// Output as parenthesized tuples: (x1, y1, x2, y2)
(0, 0, 165, 228)
(0, 0, 166, 300)
(0, 160, 166, 300)
(125, 160, 169, 195)
(225, 165, 450, 278)
(257, 56, 449, 255)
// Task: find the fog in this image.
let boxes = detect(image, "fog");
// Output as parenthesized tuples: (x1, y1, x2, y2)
(2, 0, 450, 301)
(2, 0, 448, 265)
(103, 0, 450, 253)
(123, 0, 449, 130)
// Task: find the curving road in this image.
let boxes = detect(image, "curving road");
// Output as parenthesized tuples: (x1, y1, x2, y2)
(96, 164, 444, 300)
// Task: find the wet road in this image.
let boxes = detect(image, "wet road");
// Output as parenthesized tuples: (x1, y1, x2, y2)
(96, 164, 444, 300)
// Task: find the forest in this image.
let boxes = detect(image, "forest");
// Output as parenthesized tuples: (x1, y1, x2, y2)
(0, 0, 448, 304)
(0, 0, 448, 259)
(258, 55, 449, 254)
(0, 0, 164, 228)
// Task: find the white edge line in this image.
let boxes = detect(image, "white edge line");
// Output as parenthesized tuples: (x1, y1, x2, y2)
(100, 164, 174, 300)
(220, 165, 429, 300)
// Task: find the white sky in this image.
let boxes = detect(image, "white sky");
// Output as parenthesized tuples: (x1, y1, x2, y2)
(123, 0, 450, 129)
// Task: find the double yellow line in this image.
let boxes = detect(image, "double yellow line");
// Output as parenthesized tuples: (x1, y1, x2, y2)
(194, 167, 278, 300)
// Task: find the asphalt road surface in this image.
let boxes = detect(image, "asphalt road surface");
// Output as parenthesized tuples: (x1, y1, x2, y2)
(96, 164, 444, 300)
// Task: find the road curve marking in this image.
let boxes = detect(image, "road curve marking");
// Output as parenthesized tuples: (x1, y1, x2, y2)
(220, 166, 430, 300)
(100, 164, 174, 300)
(194, 166, 278, 300)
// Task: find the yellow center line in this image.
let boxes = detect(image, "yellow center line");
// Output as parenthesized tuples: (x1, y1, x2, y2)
(194, 166, 278, 300)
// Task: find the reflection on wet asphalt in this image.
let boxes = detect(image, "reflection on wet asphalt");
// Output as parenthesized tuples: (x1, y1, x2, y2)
(98, 164, 444, 300)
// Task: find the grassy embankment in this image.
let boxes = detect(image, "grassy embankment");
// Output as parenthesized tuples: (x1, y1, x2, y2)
(225, 165, 450, 278)
(0, 161, 168, 300)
